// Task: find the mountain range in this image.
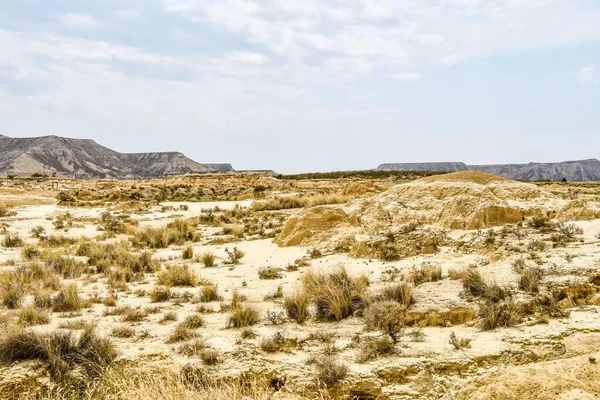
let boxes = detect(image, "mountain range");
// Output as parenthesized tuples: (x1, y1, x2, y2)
(377, 160, 600, 181)
(0, 134, 233, 179)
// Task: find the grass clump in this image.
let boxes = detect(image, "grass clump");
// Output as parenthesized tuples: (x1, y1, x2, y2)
(17, 305, 50, 327)
(519, 267, 544, 293)
(150, 286, 173, 302)
(462, 270, 511, 302)
(478, 299, 522, 330)
(200, 252, 216, 267)
(449, 332, 472, 350)
(381, 282, 414, 308)
(315, 356, 348, 388)
(0, 327, 117, 383)
(363, 301, 405, 343)
(52, 284, 87, 312)
(302, 266, 369, 321)
(227, 305, 260, 328)
(2, 234, 23, 248)
(132, 219, 200, 249)
(182, 245, 194, 260)
(407, 264, 442, 285)
(199, 285, 222, 302)
(180, 314, 205, 329)
(225, 247, 245, 264)
(257, 266, 282, 280)
(166, 325, 199, 343)
(157, 265, 199, 287)
(357, 336, 395, 362)
(283, 291, 309, 323)
(112, 326, 136, 338)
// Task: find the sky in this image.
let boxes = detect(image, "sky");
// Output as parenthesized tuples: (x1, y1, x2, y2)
(0, 0, 599, 173)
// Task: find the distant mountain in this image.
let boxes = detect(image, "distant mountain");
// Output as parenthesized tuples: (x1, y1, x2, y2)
(0, 134, 234, 179)
(376, 159, 600, 181)
(377, 162, 468, 173)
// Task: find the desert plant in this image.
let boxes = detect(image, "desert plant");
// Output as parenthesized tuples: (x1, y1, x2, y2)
(17, 305, 50, 327)
(283, 291, 309, 323)
(0, 327, 116, 382)
(201, 252, 216, 267)
(407, 264, 442, 285)
(519, 267, 544, 293)
(166, 325, 199, 343)
(225, 247, 245, 264)
(180, 314, 205, 329)
(52, 284, 87, 312)
(30, 226, 46, 239)
(157, 265, 198, 287)
(121, 308, 149, 322)
(257, 266, 282, 280)
(315, 356, 348, 387)
(227, 305, 260, 328)
(21, 244, 41, 260)
(182, 245, 194, 260)
(449, 332, 472, 350)
(2, 234, 23, 248)
(478, 299, 522, 330)
(302, 266, 369, 321)
(0, 203, 16, 217)
(199, 285, 222, 302)
(199, 348, 220, 365)
(357, 336, 395, 362)
(112, 326, 136, 338)
(150, 286, 173, 302)
(363, 301, 405, 343)
(462, 270, 511, 302)
(382, 282, 414, 308)
(178, 339, 207, 356)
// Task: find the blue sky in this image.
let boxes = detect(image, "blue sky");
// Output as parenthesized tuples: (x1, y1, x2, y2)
(0, 0, 599, 173)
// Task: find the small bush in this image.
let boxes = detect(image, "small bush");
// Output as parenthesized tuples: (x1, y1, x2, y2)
(52, 284, 86, 312)
(150, 286, 173, 302)
(199, 285, 222, 302)
(181, 314, 205, 329)
(182, 246, 194, 260)
(519, 267, 544, 293)
(364, 301, 405, 343)
(201, 252, 216, 267)
(30, 226, 46, 239)
(225, 247, 245, 264)
(382, 282, 414, 308)
(315, 356, 348, 387)
(2, 234, 23, 248)
(227, 305, 260, 328)
(166, 325, 199, 343)
(479, 299, 522, 330)
(257, 266, 282, 280)
(160, 312, 178, 324)
(357, 336, 395, 362)
(121, 308, 149, 322)
(199, 348, 220, 365)
(178, 339, 207, 356)
(302, 266, 369, 322)
(17, 305, 50, 327)
(449, 332, 472, 350)
(0, 203, 17, 217)
(462, 270, 511, 302)
(283, 291, 309, 323)
(21, 245, 41, 260)
(0, 327, 116, 382)
(157, 265, 198, 287)
(112, 326, 136, 338)
(407, 264, 442, 285)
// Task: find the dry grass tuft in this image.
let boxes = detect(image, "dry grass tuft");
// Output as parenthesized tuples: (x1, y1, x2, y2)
(302, 266, 369, 321)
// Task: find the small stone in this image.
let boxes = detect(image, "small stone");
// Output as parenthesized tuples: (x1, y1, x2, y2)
(589, 356, 596, 364)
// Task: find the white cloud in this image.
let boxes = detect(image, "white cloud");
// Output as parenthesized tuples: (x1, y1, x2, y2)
(58, 13, 98, 27)
(164, 0, 600, 81)
(572, 65, 598, 84)
(392, 72, 423, 81)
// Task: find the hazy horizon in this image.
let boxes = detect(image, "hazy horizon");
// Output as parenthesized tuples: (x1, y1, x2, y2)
(1, 1, 599, 173)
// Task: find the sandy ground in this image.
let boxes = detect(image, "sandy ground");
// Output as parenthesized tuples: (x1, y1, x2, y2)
(1, 179, 600, 399)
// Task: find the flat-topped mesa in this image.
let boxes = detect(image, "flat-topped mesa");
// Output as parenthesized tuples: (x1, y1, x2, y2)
(377, 160, 600, 181)
(377, 162, 468, 172)
(0, 134, 235, 179)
